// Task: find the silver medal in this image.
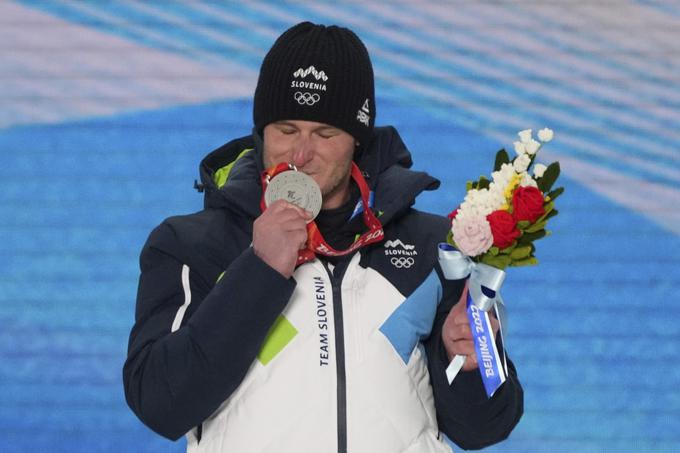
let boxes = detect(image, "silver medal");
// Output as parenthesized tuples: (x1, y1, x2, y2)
(264, 169, 322, 220)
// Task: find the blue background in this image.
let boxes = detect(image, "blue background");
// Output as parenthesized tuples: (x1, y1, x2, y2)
(1, 1, 679, 452)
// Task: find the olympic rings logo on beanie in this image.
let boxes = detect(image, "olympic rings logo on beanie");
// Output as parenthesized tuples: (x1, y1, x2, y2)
(294, 92, 321, 106)
(253, 22, 375, 147)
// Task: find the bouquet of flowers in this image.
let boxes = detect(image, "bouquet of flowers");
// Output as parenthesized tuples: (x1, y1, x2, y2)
(439, 128, 563, 397)
(446, 127, 563, 269)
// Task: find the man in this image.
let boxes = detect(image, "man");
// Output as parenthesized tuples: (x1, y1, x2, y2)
(124, 22, 523, 452)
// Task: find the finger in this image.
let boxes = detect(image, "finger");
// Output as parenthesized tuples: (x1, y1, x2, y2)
(272, 200, 312, 219)
(266, 208, 311, 226)
(281, 201, 309, 217)
(452, 312, 469, 326)
(444, 322, 472, 342)
(463, 353, 478, 371)
(291, 230, 309, 249)
(278, 218, 310, 234)
(268, 199, 294, 211)
(445, 339, 475, 357)
(266, 200, 300, 217)
(279, 207, 313, 224)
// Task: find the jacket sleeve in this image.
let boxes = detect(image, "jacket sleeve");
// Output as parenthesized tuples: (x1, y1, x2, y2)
(424, 277, 524, 450)
(123, 221, 296, 441)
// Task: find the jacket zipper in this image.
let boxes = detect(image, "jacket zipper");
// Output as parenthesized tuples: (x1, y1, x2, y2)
(323, 261, 349, 453)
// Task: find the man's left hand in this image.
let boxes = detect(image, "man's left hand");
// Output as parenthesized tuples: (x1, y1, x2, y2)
(441, 281, 500, 371)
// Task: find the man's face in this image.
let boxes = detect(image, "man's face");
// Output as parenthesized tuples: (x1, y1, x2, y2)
(263, 120, 355, 210)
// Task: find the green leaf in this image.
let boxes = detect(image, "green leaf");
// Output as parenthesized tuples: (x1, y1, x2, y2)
(519, 229, 547, 243)
(544, 209, 559, 221)
(480, 254, 512, 270)
(466, 181, 473, 191)
(537, 162, 561, 193)
(535, 201, 554, 223)
(542, 200, 555, 213)
(516, 220, 531, 230)
(516, 233, 531, 246)
(494, 149, 510, 171)
(525, 220, 548, 233)
(510, 245, 532, 260)
(489, 246, 499, 256)
(498, 241, 517, 254)
(478, 176, 491, 190)
(546, 186, 564, 202)
(510, 257, 539, 267)
(480, 254, 494, 266)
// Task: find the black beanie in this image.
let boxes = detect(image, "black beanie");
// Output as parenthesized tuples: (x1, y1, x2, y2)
(253, 22, 375, 147)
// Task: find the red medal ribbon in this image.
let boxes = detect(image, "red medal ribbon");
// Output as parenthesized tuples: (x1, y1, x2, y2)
(261, 162, 384, 265)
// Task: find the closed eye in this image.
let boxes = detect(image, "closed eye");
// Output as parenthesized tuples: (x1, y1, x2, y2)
(316, 128, 340, 139)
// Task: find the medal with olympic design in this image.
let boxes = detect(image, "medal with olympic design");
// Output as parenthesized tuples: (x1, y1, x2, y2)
(263, 164, 322, 221)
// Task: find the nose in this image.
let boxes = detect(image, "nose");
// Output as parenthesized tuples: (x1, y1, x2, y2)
(291, 134, 313, 168)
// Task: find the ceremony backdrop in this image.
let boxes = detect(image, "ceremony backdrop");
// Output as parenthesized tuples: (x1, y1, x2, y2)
(1, 1, 679, 452)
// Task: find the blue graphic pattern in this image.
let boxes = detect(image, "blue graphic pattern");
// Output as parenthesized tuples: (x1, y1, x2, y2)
(380, 270, 442, 364)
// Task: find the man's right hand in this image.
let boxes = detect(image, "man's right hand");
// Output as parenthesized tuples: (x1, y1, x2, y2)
(252, 200, 312, 279)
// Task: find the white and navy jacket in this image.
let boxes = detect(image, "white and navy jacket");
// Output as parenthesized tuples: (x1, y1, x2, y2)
(123, 127, 523, 452)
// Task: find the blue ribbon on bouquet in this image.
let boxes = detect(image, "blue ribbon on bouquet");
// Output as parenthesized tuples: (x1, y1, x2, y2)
(438, 243, 508, 398)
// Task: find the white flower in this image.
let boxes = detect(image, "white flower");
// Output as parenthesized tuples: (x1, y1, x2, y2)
(462, 188, 497, 217)
(538, 128, 554, 142)
(492, 163, 516, 186)
(533, 163, 548, 178)
(488, 182, 506, 206)
(490, 191, 506, 209)
(513, 141, 526, 155)
(513, 153, 531, 173)
(452, 215, 494, 257)
(517, 129, 532, 144)
(524, 138, 541, 155)
(488, 183, 499, 196)
(520, 171, 538, 188)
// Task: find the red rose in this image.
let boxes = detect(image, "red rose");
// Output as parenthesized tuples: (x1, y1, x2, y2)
(512, 186, 545, 223)
(487, 210, 520, 249)
(447, 208, 459, 222)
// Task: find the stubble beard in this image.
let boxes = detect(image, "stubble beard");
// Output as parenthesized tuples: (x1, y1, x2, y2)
(320, 161, 353, 209)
